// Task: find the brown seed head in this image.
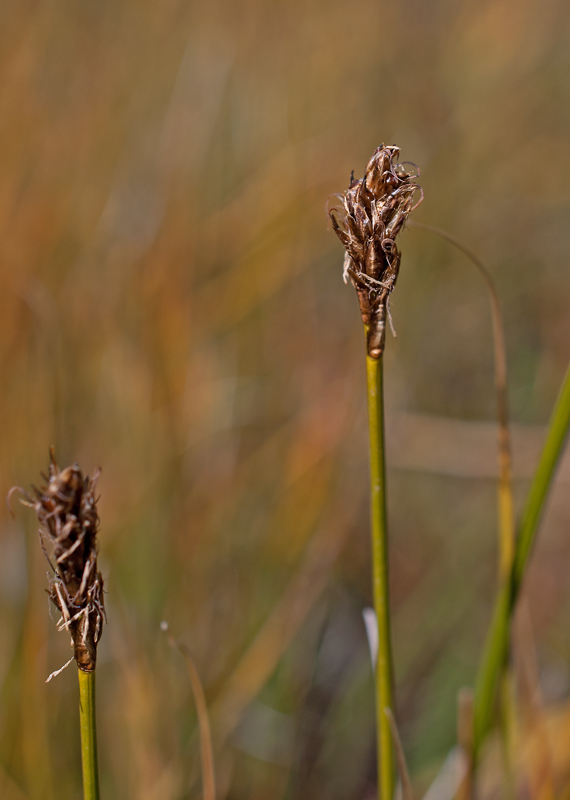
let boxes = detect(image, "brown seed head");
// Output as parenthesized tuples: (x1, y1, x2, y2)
(13, 450, 106, 672)
(328, 145, 423, 358)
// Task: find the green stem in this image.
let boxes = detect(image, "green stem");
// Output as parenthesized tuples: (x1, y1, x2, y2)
(473, 361, 570, 759)
(366, 354, 394, 800)
(78, 669, 100, 800)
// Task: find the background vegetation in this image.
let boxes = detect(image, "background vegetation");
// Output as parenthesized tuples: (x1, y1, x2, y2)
(1, 0, 570, 797)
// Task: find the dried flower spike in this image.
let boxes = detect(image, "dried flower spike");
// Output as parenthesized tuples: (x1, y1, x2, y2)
(14, 449, 106, 672)
(329, 144, 423, 358)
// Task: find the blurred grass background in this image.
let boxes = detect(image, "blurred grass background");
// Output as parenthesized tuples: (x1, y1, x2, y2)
(1, 0, 570, 797)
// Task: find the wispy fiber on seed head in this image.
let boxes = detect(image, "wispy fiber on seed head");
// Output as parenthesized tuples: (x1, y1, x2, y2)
(328, 145, 423, 358)
(12, 449, 106, 672)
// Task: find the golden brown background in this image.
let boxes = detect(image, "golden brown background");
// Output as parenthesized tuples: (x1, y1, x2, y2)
(1, 0, 570, 797)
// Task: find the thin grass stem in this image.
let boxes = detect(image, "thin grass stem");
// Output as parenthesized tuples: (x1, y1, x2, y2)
(178, 649, 215, 800)
(162, 624, 216, 800)
(78, 669, 100, 800)
(408, 221, 515, 577)
(386, 709, 413, 800)
(473, 361, 570, 759)
(366, 352, 394, 800)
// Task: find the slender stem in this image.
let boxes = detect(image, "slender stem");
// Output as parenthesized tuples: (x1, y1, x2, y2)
(473, 361, 570, 759)
(78, 669, 100, 800)
(366, 353, 394, 800)
(164, 629, 216, 800)
(408, 221, 515, 578)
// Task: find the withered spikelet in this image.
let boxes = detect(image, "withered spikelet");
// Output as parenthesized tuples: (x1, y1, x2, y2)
(329, 144, 423, 358)
(16, 450, 106, 672)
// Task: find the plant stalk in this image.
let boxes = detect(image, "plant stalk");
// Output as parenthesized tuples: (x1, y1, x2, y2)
(366, 352, 394, 800)
(473, 361, 570, 759)
(78, 668, 100, 800)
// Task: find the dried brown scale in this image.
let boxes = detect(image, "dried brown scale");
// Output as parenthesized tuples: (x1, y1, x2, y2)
(329, 144, 423, 358)
(13, 451, 106, 672)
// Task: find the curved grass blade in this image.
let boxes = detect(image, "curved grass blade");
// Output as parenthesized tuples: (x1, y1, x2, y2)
(408, 221, 515, 578)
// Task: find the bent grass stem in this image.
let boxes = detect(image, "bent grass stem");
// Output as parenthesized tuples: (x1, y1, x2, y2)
(408, 221, 518, 785)
(408, 221, 515, 577)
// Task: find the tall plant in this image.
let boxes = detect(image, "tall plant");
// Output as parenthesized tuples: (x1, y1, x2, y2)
(12, 451, 106, 800)
(329, 145, 423, 800)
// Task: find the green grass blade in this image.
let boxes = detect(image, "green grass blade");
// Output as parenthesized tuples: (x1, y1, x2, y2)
(473, 361, 570, 758)
(513, 364, 570, 588)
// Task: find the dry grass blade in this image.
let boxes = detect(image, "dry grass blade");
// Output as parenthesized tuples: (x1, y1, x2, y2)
(162, 623, 216, 800)
(386, 708, 414, 800)
(421, 750, 467, 800)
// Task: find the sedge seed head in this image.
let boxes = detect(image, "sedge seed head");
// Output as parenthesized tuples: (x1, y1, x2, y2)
(328, 144, 423, 358)
(12, 449, 106, 672)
